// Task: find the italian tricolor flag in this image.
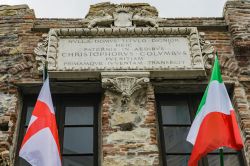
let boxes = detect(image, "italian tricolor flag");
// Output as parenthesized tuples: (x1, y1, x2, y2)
(186, 55, 243, 166)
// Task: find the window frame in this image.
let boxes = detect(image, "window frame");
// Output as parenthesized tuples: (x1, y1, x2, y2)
(16, 94, 101, 166)
(156, 93, 245, 166)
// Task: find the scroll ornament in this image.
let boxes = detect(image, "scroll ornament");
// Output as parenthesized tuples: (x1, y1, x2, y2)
(199, 32, 215, 70)
(102, 76, 149, 105)
(34, 34, 48, 71)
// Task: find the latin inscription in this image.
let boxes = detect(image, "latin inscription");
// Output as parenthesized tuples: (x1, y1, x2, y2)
(57, 37, 191, 70)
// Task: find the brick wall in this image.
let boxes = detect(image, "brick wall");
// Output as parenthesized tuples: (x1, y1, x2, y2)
(224, 1, 250, 165)
(224, 1, 250, 56)
(0, 5, 36, 165)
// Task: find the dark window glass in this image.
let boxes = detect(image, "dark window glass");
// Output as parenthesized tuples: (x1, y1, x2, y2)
(63, 156, 94, 166)
(161, 100, 191, 125)
(63, 127, 93, 154)
(25, 106, 34, 126)
(163, 127, 192, 153)
(166, 155, 189, 166)
(207, 154, 241, 166)
(19, 158, 31, 166)
(65, 107, 93, 125)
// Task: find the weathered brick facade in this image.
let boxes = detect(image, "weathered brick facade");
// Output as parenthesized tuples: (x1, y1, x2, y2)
(101, 75, 159, 165)
(0, 1, 250, 165)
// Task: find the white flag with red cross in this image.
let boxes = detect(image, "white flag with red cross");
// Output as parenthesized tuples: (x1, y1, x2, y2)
(19, 78, 61, 166)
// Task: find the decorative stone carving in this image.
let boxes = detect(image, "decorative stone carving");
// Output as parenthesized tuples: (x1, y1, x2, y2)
(132, 9, 158, 27)
(87, 10, 114, 28)
(34, 30, 59, 71)
(113, 6, 133, 27)
(46, 29, 58, 70)
(34, 34, 48, 71)
(102, 76, 149, 105)
(199, 32, 215, 69)
(55, 27, 193, 37)
(86, 4, 159, 28)
(188, 28, 204, 69)
(0, 151, 10, 166)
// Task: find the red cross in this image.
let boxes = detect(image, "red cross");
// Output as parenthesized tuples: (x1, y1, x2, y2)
(21, 100, 61, 156)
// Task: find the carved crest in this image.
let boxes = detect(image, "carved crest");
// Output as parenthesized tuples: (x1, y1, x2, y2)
(113, 6, 133, 27)
(102, 76, 149, 104)
(85, 3, 159, 28)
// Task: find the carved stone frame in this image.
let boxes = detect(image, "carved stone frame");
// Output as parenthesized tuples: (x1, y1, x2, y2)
(36, 27, 214, 79)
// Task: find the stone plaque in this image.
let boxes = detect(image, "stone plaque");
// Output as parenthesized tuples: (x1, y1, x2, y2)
(35, 27, 208, 79)
(58, 37, 191, 70)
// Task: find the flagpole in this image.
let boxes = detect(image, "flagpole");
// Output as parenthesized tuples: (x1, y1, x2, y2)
(43, 60, 48, 82)
(216, 51, 224, 166)
(219, 147, 224, 166)
(43, 29, 52, 83)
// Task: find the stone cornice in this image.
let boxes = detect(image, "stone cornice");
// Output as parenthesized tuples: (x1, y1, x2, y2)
(32, 18, 227, 32)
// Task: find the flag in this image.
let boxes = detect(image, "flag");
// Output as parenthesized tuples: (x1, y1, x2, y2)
(186, 55, 243, 166)
(19, 78, 61, 166)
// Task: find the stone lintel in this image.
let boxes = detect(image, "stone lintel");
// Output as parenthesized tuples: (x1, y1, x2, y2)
(101, 72, 150, 79)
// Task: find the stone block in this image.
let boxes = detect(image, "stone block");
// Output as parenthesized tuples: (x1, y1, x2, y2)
(107, 128, 150, 144)
(110, 111, 140, 127)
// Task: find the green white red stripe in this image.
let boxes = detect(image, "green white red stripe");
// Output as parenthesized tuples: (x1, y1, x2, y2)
(186, 55, 243, 166)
